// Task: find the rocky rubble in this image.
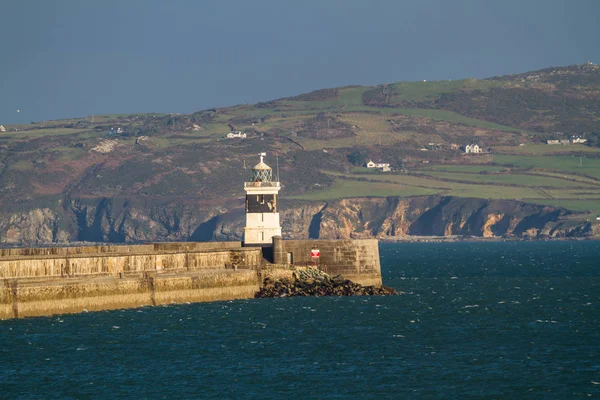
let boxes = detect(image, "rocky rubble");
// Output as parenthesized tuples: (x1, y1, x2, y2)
(255, 267, 398, 298)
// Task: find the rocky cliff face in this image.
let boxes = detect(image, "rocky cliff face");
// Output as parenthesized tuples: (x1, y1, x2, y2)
(287, 197, 597, 239)
(0, 196, 597, 246)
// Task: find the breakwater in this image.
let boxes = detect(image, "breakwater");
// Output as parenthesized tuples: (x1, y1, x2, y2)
(0, 238, 382, 319)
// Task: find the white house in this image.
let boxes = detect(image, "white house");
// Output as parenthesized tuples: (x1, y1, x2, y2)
(366, 160, 391, 171)
(464, 144, 482, 154)
(227, 131, 247, 139)
(572, 137, 587, 144)
(0, 125, 6, 132)
(547, 139, 560, 145)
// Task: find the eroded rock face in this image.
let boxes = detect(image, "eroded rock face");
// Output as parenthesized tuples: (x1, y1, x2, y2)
(282, 196, 585, 240)
(0, 208, 70, 245)
(0, 196, 595, 246)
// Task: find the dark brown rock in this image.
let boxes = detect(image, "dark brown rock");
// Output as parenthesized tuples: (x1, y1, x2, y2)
(255, 268, 398, 298)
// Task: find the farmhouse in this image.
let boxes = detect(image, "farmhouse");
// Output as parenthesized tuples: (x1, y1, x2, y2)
(0, 125, 6, 132)
(464, 144, 482, 154)
(572, 137, 587, 144)
(227, 131, 247, 139)
(366, 160, 391, 172)
(547, 139, 570, 145)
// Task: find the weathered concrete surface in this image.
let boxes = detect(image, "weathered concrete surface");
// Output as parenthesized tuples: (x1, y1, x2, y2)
(0, 244, 260, 279)
(0, 242, 243, 258)
(0, 239, 383, 319)
(0, 242, 262, 319)
(0, 270, 260, 319)
(272, 237, 382, 286)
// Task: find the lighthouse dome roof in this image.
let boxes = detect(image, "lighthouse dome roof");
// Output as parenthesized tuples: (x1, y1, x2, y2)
(253, 161, 271, 170)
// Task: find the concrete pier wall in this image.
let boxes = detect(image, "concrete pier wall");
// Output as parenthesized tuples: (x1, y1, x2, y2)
(272, 237, 382, 286)
(0, 239, 383, 319)
(0, 270, 260, 319)
(0, 244, 260, 279)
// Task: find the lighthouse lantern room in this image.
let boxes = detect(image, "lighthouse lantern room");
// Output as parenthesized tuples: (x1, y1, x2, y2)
(244, 152, 282, 246)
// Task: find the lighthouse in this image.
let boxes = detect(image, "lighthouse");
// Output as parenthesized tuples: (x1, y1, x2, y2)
(244, 152, 282, 246)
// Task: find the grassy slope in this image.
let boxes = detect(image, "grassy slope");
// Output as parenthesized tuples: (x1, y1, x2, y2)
(1, 64, 599, 218)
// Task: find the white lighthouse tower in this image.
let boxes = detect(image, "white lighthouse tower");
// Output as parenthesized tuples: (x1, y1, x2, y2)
(243, 152, 282, 246)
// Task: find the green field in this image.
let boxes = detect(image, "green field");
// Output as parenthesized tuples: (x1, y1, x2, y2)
(531, 199, 600, 213)
(388, 79, 503, 102)
(418, 165, 508, 173)
(1, 128, 91, 138)
(495, 144, 600, 155)
(419, 171, 594, 188)
(314, 167, 600, 212)
(289, 179, 438, 200)
(494, 154, 600, 180)
(324, 171, 546, 200)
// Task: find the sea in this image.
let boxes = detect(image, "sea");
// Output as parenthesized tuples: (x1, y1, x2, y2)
(1, 241, 599, 399)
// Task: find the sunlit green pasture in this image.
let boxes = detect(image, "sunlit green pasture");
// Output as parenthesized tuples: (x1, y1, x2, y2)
(289, 179, 439, 200)
(419, 171, 594, 188)
(494, 154, 600, 180)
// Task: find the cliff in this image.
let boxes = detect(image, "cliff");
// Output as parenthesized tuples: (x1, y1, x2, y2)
(0, 196, 597, 246)
(288, 197, 598, 239)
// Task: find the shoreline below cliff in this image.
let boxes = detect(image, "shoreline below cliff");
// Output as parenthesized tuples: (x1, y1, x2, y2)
(377, 235, 600, 243)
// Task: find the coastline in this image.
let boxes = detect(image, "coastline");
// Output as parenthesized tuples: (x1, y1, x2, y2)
(377, 235, 600, 243)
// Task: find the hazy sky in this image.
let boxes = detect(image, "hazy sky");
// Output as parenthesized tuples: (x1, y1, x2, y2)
(1, 0, 598, 124)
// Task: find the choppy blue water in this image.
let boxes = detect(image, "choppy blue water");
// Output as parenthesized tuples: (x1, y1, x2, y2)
(1, 241, 599, 399)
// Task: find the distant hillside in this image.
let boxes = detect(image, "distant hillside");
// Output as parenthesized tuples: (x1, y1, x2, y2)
(1, 63, 599, 245)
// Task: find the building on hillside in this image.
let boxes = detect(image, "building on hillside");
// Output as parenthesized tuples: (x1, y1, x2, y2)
(464, 144, 482, 154)
(547, 139, 570, 145)
(0, 125, 6, 132)
(427, 143, 444, 150)
(450, 143, 460, 150)
(227, 131, 247, 139)
(366, 160, 391, 172)
(572, 136, 587, 144)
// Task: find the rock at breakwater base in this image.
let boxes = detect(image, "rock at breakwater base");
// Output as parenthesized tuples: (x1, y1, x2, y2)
(255, 267, 398, 298)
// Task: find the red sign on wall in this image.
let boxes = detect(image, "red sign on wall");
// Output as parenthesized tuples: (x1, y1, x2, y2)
(311, 249, 320, 258)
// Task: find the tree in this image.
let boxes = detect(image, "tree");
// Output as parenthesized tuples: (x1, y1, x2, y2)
(347, 151, 367, 166)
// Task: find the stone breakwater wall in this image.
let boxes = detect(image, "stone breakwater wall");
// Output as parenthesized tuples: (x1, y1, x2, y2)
(0, 270, 260, 319)
(272, 237, 382, 287)
(0, 242, 259, 279)
(0, 239, 382, 319)
(0, 242, 262, 319)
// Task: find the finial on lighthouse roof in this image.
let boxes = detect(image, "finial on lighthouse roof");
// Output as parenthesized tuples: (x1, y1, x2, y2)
(253, 152, 271, 171)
